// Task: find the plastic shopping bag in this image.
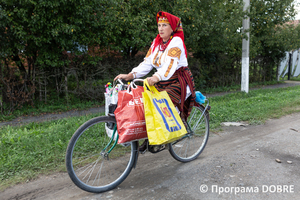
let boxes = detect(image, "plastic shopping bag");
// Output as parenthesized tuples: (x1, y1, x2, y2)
(104, 83, 122, 139)
(195, 91, 206, 104)
(104, 83, 121, 116)
(114, 83, 148, 144)
(142, 80, 187, 145)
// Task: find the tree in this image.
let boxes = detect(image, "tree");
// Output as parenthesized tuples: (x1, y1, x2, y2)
(249, 0, 297, 82)
(172, 0, 246, 87)
(0, 0, 299, 114)
(0, 0, 112, 109)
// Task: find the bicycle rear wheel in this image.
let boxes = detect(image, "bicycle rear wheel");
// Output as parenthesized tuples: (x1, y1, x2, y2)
(66, 116, 138, 193)
(168, 105, 209, 162)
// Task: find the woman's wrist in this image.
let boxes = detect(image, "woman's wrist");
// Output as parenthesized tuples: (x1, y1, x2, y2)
(153, 74, 161, 81)
(130, 72, 136, 79)
(152, 75, 159, 83)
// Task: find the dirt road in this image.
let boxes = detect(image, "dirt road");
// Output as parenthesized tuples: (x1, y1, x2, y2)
(2, 111, 300, 200)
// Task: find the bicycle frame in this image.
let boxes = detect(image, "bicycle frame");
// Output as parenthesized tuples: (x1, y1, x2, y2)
(189, 99, 210, 132)
(66, 79, 210, 193)
(101, 125, 118, 157)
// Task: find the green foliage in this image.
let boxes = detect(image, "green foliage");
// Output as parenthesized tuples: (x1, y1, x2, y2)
(248, 0, 298, 82)
(0, 0, 114, 65)
(0, 0, 115, 112)
(183, 0, 245, 88)
(291, 77, 300, 81)
(104, 0, 157, 57)
(0, 0, 299, 115)
(0, 55, 146, 121)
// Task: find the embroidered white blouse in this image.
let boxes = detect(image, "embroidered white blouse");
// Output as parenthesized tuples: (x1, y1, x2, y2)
(131, 37, 188, 81)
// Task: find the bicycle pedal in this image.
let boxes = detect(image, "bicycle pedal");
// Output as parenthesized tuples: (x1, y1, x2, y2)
(139, 149, 147, 154)
(148, 145, 165, 153)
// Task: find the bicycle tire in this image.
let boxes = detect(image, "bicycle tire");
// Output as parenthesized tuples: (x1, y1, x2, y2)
(66, 116, 138, 193)
(168, 105, 209, 162)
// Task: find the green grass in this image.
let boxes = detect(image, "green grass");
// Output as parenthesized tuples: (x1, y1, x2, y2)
(291, 77, 300, 81)
(1, 85, 300, 190)
(209, 85, 300, 130)
(1, 96, 103, 122)
(203, 80, 283, 94)
(0, 113, 101, 190)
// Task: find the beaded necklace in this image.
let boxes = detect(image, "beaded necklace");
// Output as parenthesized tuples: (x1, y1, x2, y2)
(154, 37, 172, 66)
(159, 39, 171, 52)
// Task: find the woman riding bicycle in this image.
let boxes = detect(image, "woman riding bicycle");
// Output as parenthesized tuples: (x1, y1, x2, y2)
(66, 12, 209, 191)
(114, 11, 196, 123)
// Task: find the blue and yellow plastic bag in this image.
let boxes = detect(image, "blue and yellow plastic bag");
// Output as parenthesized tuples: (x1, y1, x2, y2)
(142, 80, 187, 145)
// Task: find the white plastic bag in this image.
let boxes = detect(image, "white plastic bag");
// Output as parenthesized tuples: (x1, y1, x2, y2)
(104, 83, 122, 139)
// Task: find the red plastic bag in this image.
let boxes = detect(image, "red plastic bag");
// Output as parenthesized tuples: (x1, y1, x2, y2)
(114, 84, 147, 144)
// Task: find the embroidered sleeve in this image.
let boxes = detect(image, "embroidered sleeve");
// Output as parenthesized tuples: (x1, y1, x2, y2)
(145, 47, 152, 58)
(131, 47, 154, 78)
(152, 51, 159, 67)
(164, 59, 174, 77)
(167, 47, 181, 59)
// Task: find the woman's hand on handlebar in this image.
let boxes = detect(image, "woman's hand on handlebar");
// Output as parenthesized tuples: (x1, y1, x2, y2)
(114, 73, 134, 82)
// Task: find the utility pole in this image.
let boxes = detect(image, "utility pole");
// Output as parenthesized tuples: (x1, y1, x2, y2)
(241, 0, 250, 93)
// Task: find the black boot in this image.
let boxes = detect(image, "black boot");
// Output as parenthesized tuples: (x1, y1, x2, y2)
(180, 113, 189, 130)
(139, 139, 148, 153)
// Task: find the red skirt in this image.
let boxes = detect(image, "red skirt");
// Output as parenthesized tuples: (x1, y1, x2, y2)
(154, 67, 196, 120)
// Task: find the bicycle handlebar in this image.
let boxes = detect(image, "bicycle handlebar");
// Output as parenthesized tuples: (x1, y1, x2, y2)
(117, 79, 126, 85)
(117, 78, 144, 85)
(132, 79, 144, 84)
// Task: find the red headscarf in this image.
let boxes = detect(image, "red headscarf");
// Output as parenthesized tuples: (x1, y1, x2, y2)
(153, 11, 187, 57)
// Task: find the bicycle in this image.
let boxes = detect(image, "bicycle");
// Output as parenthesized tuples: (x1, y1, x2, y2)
(65, 79, 210, 193)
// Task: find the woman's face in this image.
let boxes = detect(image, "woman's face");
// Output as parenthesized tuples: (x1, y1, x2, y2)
(158, 23, 173, 42)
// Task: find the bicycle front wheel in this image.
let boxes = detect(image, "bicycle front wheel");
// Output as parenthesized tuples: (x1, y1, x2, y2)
(169, 105, 209, 162)
(66, 116, 138, 193)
